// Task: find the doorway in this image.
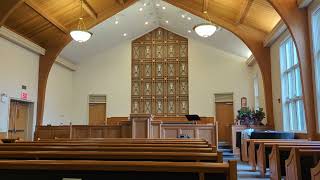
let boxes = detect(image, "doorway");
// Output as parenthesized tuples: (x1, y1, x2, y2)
(8, 99, 34, 140)
(215, 93, 234, 146)
(89, 103, 106, 125)
(88, 94, 107, 125)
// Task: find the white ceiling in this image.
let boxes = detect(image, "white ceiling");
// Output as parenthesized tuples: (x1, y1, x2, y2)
(60, 0, 252, 64)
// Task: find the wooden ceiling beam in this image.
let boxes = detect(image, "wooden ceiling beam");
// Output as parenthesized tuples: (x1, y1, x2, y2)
(24, 0, 68, 34)
(202, 0, 209, 13)
(83, 0, 98, 19)
(236, 0, 254, 24)
(0, 0, 25, 26)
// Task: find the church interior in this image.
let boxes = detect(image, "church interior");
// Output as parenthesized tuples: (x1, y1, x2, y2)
(0, 0, 320, 179)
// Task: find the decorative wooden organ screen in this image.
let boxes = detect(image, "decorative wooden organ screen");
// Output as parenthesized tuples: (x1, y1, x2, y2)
(131, 27, 189, 116)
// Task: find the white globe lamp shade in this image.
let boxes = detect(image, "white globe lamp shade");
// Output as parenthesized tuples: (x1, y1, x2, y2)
(194, 24, 217, 38)
(70, 30, 93, 43)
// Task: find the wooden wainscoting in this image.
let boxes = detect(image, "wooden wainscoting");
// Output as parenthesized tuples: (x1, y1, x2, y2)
(107, 116, 215, 125)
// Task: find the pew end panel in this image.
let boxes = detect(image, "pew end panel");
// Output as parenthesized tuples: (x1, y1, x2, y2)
(285, 148, 301, 180)
(256, 142, 266, 178)
(269, 145, 281, 180)
(311, 160, 320, 180)
(248, 140, 256, 171)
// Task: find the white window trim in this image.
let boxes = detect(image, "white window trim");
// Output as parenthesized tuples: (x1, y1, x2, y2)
(280, 37, 306, 133)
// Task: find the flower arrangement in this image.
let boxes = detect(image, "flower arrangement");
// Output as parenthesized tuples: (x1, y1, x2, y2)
(236, 107, 266, 125)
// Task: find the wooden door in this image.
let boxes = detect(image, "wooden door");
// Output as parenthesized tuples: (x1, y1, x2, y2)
(216, 102, 234, 145)
(8, 101, 29, 140)
(89, 103, 106, 125)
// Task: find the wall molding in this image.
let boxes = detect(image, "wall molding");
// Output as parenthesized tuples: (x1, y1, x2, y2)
(264, 20, 287, 47)
(0, 26, 46, 55)
(55, 56, 78, 71)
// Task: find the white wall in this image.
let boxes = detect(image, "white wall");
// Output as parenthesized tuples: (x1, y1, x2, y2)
(270, 30, 291, 130)
(62, 38, 257, 124)
(0, 37, 39, 132)
(43, 63, 73, 125)
(188, 39, 254, 117)
(71, 41, 131, 124)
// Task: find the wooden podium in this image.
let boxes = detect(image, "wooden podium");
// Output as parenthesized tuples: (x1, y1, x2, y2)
(130, 114, 153, 138)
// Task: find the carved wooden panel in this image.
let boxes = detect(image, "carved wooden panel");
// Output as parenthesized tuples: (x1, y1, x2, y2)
(131, 27, 188, 116)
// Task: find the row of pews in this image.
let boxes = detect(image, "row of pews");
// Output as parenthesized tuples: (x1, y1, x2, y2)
(241, 138, 320, 180)
(0, 138, 237, 180)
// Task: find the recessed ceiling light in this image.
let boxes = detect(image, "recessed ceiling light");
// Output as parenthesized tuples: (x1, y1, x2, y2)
(156, 3, 160, 7)
(139, 7, 143, 11)
(187, 17, 192, 20)
(181, 14, 185, 18)
(145, 21, 149, 25)
(162, 6, 166, 10)
(123, 33, 127, 37)
(165, 20, 169, 24)
(188, 30, 191, 33)
(115, 20, 119, 24)
(143, 3, 147, 6)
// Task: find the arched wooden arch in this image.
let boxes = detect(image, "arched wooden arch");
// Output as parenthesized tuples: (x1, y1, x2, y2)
(2, 0, 315, 139)
(37, 0, 277, 128)
(268, 0, 316, 139)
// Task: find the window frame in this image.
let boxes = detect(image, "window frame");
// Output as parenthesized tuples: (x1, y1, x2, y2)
(280, 37, 306, 133)
(253, 74, 260, 110)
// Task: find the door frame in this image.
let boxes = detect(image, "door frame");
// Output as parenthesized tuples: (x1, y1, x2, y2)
(214, 92, 235, 145)
(213, 92, 235, 119)
(87, 94, 107, 125)
(7, 98, 34, 141)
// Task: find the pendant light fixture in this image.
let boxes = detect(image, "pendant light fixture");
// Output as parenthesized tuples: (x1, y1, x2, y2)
(194, 11, 218, 38)
(70, 0, 93, 43)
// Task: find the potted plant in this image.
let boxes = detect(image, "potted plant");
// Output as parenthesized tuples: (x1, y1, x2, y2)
(236, 107, 265, 126)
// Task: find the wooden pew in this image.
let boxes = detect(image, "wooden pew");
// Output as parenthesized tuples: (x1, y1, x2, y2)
(0, 145, 215, 153)
(247, 139, 315, 171)
(285, 148, 320, 180)
(0, 160, 237, 180)
(311, 160, 320, 180)
(9, 142, 211, 148)
(241, 138, 307, 162)
(0, 151, 223, 162)
(257, 142, 320, 177)
(263, 144, 320, 179)
(40, 138, 207, 142)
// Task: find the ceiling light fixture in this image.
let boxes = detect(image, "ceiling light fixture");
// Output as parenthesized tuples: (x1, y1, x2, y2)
(139, 7, 143, 11)
(143, 3, 147, 6)
(156, 3, 160, 7)
(70, 0, 93, 43)
(162, 6, 166, 10)
(115, 20, 119, 24)
(181, 14, 185, 18)
(193, 11, 218, 38)
(188, 30, 191, 33)
(187, 17, 192, 20)
(123, 33, 127, 37)
(145, 21, 149, 25)
(165, 20, 169, 24)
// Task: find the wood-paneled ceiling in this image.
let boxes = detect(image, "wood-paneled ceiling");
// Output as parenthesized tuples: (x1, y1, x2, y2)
(0, 0, 281, 49)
